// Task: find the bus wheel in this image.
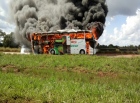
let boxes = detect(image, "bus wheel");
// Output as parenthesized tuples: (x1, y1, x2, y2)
(80, 50, 85, 54)
(50, 49, 55, 55)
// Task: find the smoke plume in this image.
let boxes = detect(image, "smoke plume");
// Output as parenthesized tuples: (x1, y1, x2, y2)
(10, 0, 108, 47)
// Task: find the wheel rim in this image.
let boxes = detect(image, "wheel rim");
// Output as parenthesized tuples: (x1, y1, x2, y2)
(80, 50, 85, 54)
(51, 50, 55, 54)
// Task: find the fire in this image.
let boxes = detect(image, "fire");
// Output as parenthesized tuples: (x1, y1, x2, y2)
(31, 28, 99, 41)
(30, 26, 100, 54)
(92, 28, 98, 40)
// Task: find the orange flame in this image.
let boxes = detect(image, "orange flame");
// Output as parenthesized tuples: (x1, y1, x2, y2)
(30, 27, 101, 54)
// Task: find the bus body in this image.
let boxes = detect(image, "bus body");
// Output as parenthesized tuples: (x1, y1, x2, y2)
(30, 29, 99, 55)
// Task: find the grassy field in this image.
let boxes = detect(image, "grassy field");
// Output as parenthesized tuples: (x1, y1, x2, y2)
(0, 53, 140, 103)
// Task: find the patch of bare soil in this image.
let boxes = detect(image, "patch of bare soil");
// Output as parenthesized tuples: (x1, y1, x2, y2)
(97, 54, 140, 58)
(114, 55, 140, 58)
(54, 67, 118, 78)
(97, 71, 118, 78)
(3, 52, 31, 55)
(1, 65, 20, 73)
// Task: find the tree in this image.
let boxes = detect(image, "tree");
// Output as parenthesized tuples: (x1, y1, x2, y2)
(0, 29, 6, 46)
(0, 42, 3, 47)
(3, 32, 19, 48)
(0, 29, 6, 37)
(138, 45, 140, 49)
(3, 34, 12, 47)
(129, 45, 135, 48)
(108, 44, 114, 48)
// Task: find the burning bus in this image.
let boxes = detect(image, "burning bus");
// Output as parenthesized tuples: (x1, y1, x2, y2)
(10, 0, 108, 54)
(30, 22, 102, 55)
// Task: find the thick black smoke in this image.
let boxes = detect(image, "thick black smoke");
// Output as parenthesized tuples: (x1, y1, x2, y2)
(10, 0, 108, 47)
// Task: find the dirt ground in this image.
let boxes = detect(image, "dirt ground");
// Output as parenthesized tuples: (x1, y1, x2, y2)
(3, 52, 30, 55)
(2, 52, 140, 58)
(97, 54, 140, 58)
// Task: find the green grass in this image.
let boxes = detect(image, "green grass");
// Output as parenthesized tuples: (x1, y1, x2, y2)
(0, 54, 140, 103)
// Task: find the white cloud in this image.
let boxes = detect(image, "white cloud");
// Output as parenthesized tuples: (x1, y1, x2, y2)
(107, 0, 140, 16)
(118, 9, 140, 44)
(0, 19, 15, 34)
(100, 9, 140, 46)
(0, 7, 5, 16)
(0, 0, 14, 34)
(110, 17, 114, 21)
(106, 21, 110, 26)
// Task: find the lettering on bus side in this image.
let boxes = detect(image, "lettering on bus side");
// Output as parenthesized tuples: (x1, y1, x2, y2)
(71, 45, 78, 47)
(71, 41, 77, 43)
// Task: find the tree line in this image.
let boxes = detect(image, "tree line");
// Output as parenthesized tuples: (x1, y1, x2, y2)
(97, 44, 140, 54)
(98, 44, 140, 49)
(0, 29, 19, 48)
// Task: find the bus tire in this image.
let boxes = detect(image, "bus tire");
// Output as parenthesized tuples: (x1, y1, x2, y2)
(79, 49, 85, 54)
(50, 49, 55, 55)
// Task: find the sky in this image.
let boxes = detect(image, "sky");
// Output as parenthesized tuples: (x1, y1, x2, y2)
(0, 0, 140, 46)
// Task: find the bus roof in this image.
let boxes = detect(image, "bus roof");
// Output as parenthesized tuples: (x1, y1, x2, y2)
(34, 29, 92, 35)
